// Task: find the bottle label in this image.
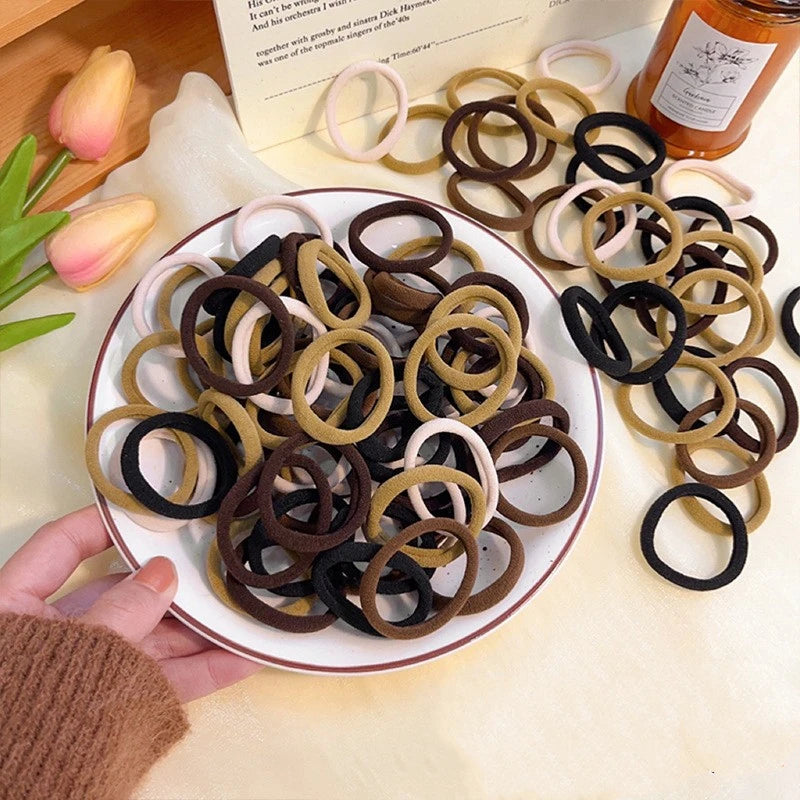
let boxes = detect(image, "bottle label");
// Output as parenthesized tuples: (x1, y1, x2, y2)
(650, 11, 777, 132)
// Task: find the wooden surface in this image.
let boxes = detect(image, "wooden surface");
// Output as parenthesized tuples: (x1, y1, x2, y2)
(0, 0, 230, 212)
(0, 0, 86, 49)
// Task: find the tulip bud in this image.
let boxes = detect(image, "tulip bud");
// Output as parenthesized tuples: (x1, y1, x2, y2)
(49, 46, 136, 161)
(45, 194, 156, 290)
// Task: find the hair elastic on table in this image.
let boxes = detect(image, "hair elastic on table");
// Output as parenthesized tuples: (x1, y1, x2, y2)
(441, 100, 538, 182)
(594, 281, 687, 385)
(524, 184, 619, 271)
(445, 67, 526, 136)
(132, 252, 224, 358)
(565, 144, 655, 213)
(657, 268, 763, 367)
(180, 275, 295, 398)
(233, 195, 333, 258)
(640, 483, 748, 591)
(326, 60, 409, 163)
(535, 39, 620, 95)
(446, 174, 535, 233)
(379, 103, 465, 174)
(616, 354, 737, 445)
(490, 422, 588, 527)
(560, 286, 631, 377)
(515, 77, 598, 147)
(675, 397, 776, 489)
(467, 94, 558, 180)
(582, 192, 684, 281)
(689, 214, 778, 276)
(781, 287, 800, 358)
(121, 411, 239, 519)
(359, 519, 479, 639)
(348, 200, 454, 273)
(659, 159, 757, 221)
(719, 357, 798, 453)
(404, 418, 499, 526)
(572, 112, 666, 184)
(546, 179, 637, 267)
(667, 443, 771, 536)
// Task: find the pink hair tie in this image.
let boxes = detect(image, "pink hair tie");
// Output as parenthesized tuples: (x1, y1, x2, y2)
(546, 179, 637, 267)
(404, 418, 499, 526)
(326, 60, 409, 163)
(132, 252, 223, 357)
(233, 195, 333, 258)
(536, 39, 620, 96)
(659, 159, 757, 221)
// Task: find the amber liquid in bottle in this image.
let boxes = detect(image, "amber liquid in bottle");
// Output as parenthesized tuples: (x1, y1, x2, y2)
(628, 0, 800, 159)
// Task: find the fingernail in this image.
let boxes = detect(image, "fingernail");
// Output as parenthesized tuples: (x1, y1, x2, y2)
(133, 556, 177, 594)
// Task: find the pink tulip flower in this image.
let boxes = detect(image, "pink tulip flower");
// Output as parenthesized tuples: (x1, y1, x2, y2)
(49, 46, 136, 161)
(45, 194, 157, 291)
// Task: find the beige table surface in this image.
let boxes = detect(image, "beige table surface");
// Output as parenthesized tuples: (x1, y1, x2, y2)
(2, 21, 800, 800)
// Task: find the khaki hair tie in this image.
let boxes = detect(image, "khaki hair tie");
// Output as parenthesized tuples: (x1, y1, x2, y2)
(669, 440, 771, 535)
(380, 103, 466, 174)
(404, 314, 517, 427)
(366, 465, 486, 568)
(699, 290, 776, 358)
(196, 389, 263, 474)
(658, 268, 764, 367)
(297, 239, 372, 330)
(582, 192, 684, 281)
(291, 329, 393, 445)
(616, 354, 737, 444)
(86, 404, 200, 513)
(445, 67, 526, 136)
(515, 77, 598, 148)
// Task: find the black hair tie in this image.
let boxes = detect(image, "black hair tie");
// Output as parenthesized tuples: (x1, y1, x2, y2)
(121, 411, 239, 519)
(781, 287, 800, 357)
(640, 483, 748, 591)
(560, 286, 632, 378)
(572, 112, 666, 184)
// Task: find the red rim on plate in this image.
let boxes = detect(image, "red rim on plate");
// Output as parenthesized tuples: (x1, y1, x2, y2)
(87, 187, 604, 675)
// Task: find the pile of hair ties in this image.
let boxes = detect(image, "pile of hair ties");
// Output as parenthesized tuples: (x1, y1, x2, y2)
(86, 195, 590, 637)
(325, 42, 798, 591)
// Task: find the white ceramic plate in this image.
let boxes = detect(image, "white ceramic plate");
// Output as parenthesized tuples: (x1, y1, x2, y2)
(87, 188, 603, 675)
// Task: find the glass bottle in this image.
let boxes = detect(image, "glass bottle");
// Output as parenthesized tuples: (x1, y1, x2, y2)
(627, 0, 800, 159)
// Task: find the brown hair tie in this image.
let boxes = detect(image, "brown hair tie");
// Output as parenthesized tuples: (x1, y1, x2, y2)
(524, 184, 619, 271)
(445, 67, 526, 136)
(442, 100, 538, 183)
(478, 399, 570, 480)
(359, 519, 479, 640)
(718, 357, 798, 453)
(180, 275, 295, 397)
(258, 433, 371, 553)
(348, 200, 454, 274)
(432, 516, 525, 615)
(447, 173, 535, 233)
(676, 397, 776, 489)
(490, 423, 588, 526)
(689, 215, 778, 276)
(216, 463, 315, 589)
(467, 94, 557, 180)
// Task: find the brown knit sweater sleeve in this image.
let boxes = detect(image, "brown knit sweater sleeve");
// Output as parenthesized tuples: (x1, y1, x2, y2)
(0, 613, 189, 800)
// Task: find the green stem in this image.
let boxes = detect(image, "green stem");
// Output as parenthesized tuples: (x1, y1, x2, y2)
(22, 148, 74, 215)
(0, 262, 56, 311)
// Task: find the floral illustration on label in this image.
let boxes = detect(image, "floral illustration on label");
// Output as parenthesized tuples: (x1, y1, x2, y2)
(678, 41, 757, 88)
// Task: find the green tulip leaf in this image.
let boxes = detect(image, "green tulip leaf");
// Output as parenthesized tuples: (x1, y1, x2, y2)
(0, 254, 26, 293)
(0, 135, 37, 227)
(0, 211, 69, 272)
(0, 311, 75, 352)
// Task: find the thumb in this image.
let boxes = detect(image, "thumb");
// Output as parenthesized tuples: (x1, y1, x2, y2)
(81, 556, 178, 643)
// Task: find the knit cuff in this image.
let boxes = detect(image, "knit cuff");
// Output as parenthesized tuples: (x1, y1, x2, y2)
(0, 613, 189, 800)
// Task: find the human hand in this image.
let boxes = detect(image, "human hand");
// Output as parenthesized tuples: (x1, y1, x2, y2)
(0, 506, 263, 702)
